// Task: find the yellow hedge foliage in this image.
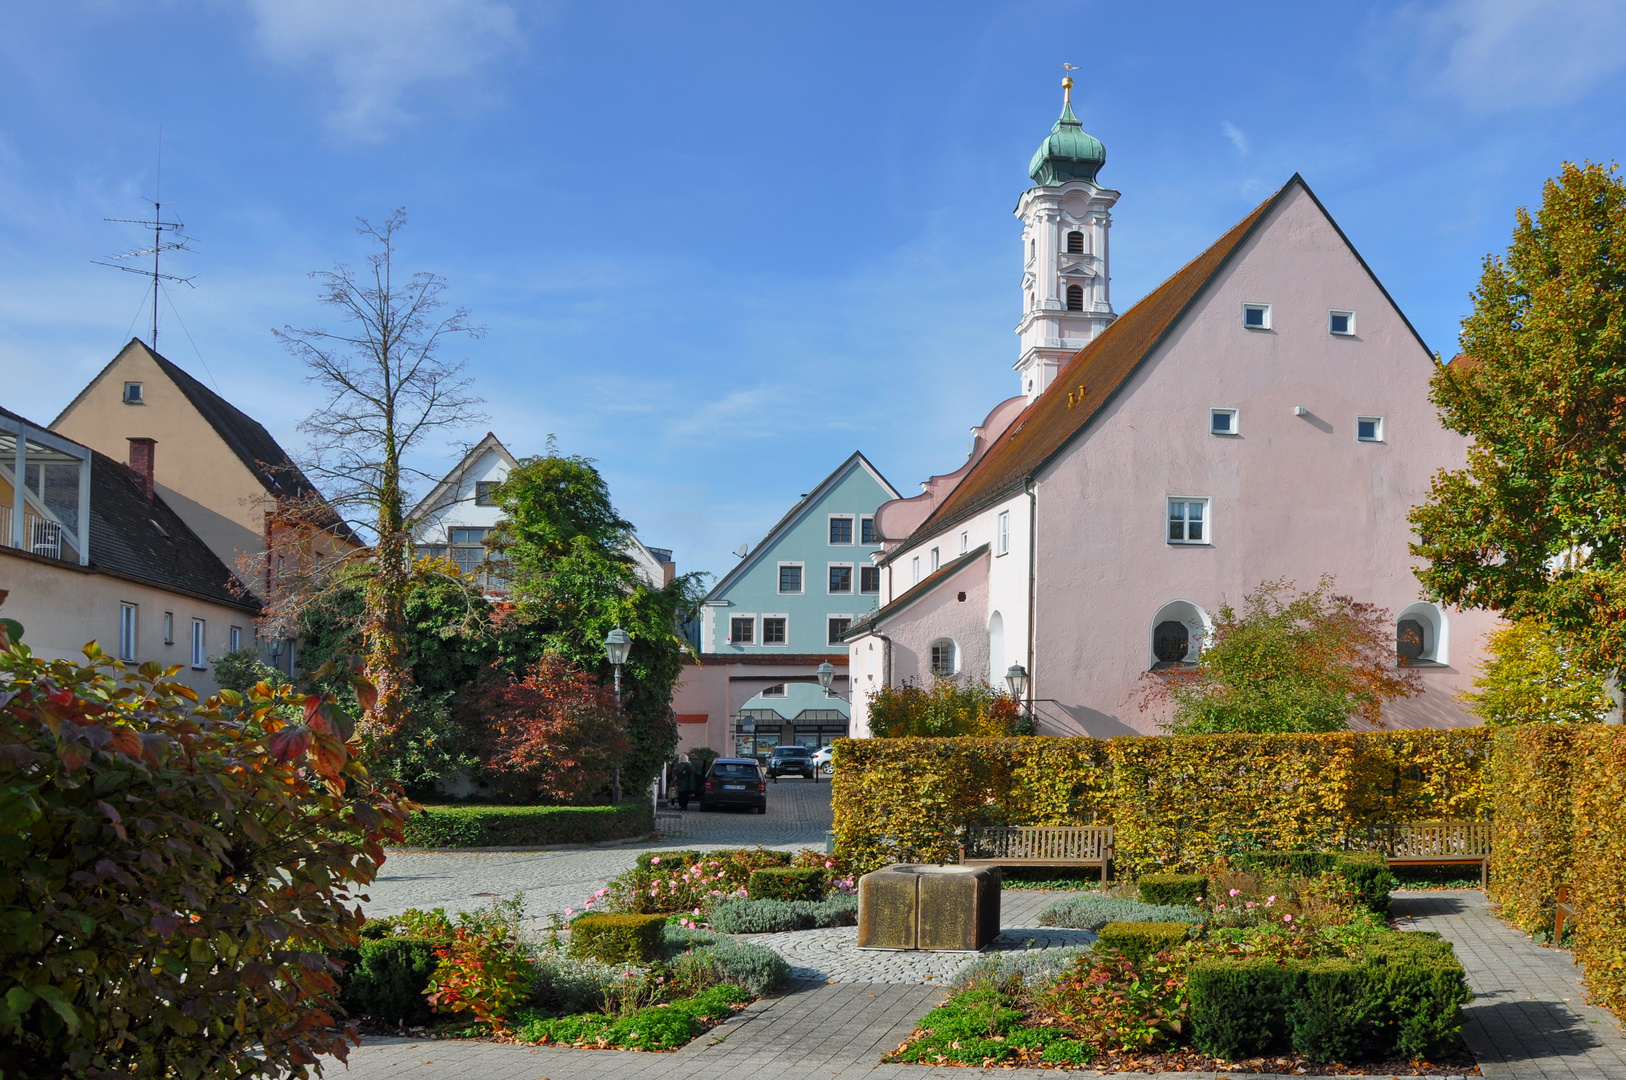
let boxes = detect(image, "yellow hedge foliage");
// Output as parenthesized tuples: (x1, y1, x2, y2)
(1566, 728, 1626, 1018)
(1486, 726, 1577, 934)
(831, 730, 1491, 877)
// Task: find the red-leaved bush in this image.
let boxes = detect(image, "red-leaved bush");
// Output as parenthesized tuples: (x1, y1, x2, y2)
(461, 655, 630, 803)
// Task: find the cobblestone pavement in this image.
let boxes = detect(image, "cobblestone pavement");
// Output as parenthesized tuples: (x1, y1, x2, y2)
(740, 925, 1098, 984)
(1393, 889, 1626, 1080)
(363, 780, 833, 923)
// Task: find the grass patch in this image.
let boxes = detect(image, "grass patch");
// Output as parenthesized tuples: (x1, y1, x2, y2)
(515, 984, 749, 1050)
(998, 868, 1109, 891)
(885, 986, 1096, 1066)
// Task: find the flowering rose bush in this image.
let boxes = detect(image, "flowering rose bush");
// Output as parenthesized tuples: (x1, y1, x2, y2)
(604, 848, 791, 915)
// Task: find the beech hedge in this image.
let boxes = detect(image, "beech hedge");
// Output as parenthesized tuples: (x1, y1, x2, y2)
(400, 803, 652, 847)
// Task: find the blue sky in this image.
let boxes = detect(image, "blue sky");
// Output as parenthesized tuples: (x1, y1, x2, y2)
(3, 0, 1626, 586)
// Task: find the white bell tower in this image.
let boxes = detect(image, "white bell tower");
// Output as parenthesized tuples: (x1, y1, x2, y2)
(1015, 76, 1119, 402)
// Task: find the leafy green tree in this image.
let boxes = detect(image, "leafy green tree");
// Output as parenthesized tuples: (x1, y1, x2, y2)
(1143, 578, 1421, 734)
(1409, 162, 1626, 718)
(0, 622, 410, 1078)
(867, 679, 1027, 737)
(486, 450, 704, 797)
(1460, 618, 1610, 725)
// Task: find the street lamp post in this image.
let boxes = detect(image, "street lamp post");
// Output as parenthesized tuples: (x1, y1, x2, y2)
(604, 628, 632, 802)
(816, 661, 835, 697)
(1005, 664, 1030, 728)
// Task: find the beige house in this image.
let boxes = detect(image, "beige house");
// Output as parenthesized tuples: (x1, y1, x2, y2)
(1, 404, 259, 697)
(51, 339, 359, 671)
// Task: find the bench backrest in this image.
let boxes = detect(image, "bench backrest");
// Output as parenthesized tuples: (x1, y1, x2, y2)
(1368, 821, 1492, 858)
(962, 825, 1113, 861)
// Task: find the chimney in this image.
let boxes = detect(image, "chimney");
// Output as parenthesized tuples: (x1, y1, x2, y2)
(127, 438, 156, 501)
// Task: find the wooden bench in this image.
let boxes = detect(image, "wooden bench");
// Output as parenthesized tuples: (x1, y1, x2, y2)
(1368, 821, 1492, 889)
(959, 825, 1114, 885)
(1554, 883, 1578, 942)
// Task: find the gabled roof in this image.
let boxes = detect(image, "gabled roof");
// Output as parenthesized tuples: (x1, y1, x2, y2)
(900, 174, 1430, 549)
(844, 544, 990, 639)
(406, 431, 519, 526)
(703, 451, 900, 603)
(53, 339, 359, 545)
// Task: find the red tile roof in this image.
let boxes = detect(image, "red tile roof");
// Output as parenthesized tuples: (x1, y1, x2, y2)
(900, 178, 1297, 548)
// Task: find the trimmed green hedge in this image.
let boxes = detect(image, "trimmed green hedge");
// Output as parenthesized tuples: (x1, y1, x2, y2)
(1233, 851, 1397, 915)
(340, 937, 445, 1025)
(1138, 873, 1206, 906)
(569, 913, 668, 965)
(747, 867, 824, 902)
(1095, 921, 1193, 965)
(1189, 933, 1471, 1062)
(400, 803, 653, 848)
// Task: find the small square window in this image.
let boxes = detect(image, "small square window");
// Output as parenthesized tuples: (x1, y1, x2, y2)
(827, 617, 852, 645)
(1210, 408, 1238, 435)
(1357, 416, 1384, 442)
(828, 565, 853, 593)
(860, 566, 880, 593)
(122, 382, 144, 404)
(730, 616, 755, 644)
(778, 564, 803, 593)
(1168, 498, 1210, 544)
(762, 617, 787, 645)
(762, 683, 786, 697)
(474, 481, 500, 506)
(1329, 310, 1355, 336)
(996, 511, 1011, 556)
(1242, 303, 1271, 330)
(860, 516, 877, 544)
(829, 516, 854, 545)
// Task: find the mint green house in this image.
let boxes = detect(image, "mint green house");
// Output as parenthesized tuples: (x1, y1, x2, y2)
(674, 452, 898, 758)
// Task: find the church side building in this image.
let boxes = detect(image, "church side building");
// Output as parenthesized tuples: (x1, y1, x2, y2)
(846, 84, 1496, 737)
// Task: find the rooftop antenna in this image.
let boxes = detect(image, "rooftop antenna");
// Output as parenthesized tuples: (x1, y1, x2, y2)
(94, 130, 195, 350)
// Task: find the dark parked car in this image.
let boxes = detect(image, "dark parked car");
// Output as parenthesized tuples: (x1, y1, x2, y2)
(699, 758, 767, 813)
(767, 744, 815, 779)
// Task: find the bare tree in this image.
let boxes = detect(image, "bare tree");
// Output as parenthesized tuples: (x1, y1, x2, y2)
(277, 209, 485, 745)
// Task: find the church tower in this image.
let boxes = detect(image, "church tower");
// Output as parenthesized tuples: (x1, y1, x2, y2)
(1014, 76, 1119, 402)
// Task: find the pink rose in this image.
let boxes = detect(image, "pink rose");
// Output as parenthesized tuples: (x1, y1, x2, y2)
(1283, 914, 1293, 923)
(1229, 888, 1240, 897)
(565, 907, 575, 915)
(651, 856, 661, 864)
(692, 907, 701, 916)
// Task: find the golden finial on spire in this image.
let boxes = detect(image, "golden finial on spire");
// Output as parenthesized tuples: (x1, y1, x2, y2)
(1060, 63, 1078, 104)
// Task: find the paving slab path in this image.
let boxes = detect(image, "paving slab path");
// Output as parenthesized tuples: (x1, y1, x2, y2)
(1392, 889, 1626, 1080)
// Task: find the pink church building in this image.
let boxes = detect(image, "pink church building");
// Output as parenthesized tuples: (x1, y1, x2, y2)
(845, 85, 1496, 737)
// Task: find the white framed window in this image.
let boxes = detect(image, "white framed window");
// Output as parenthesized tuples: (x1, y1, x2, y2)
(777, 562, 804, 593)
(996, 511, 1011, 556)
(474, 480, 501, 506)
(828, 515, 855, 545)
(1357, 416, 1384, 442)
(1242, 303, 1272, 330)
(1210, 408, 1239, 436)
(118, 603, 137, 661)
(162, 611, 174, 645)
(1329, 310, 1355, 336)
(730, 615, 756, 645)
(827, 563, 854, 593)
(762, 683, 786, 697)
(1167, 498, 1210, 545)
(911, 556, 920, 584)
(928, 638, 959, 677)
(929, 547, 940, 572)
(959, 531, 969, 555)
(229, 626, 242, 652)
(860, 565, 880, 593)
(860, 516, 877, 544)
(827, 616, 852, 645)
(190, 619, 206, 669)
(761, 615, 788, 646)
(1396, 603, 1449, 666)
(122, 381, 144, 404)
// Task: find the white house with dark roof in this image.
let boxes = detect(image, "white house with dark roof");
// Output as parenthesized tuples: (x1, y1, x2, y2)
(846, 87, 1497, 738)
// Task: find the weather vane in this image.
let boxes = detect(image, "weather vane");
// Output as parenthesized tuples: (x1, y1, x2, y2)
(1059, 63, 1078, 103)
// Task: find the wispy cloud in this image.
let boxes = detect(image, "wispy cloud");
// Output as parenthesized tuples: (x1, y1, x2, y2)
(1222, 120, 1249, 154)
(248, 0, 525, 140)
(1398, 0, 1626, 111)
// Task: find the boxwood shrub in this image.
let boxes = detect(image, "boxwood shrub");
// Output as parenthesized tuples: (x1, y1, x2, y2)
(747, 867, 824, 902)
(1138, 873, 1207, 906)
(1095, 921, 1194, 964)
(569, 913, 668, 965)
(401, 803, 652, 848)
(340, 937, 446, 1025)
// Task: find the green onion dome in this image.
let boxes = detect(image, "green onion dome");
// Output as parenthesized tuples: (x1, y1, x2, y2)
(1028, 85, 1105, 187)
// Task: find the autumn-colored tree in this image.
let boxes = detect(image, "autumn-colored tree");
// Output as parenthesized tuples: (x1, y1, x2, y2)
(459, 655, 631, 804)
(867, 679, 1027, 738)
(1143, 577, 1421, 734)
(1460, 618, 1611, 726)
(1409, 162, 1626, 719)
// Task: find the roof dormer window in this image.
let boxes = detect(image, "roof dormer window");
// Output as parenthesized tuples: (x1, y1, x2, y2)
(1067, 231, 1084, 254)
